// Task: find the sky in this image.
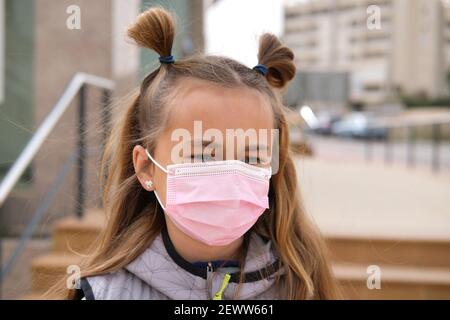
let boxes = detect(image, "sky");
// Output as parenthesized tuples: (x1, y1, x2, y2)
(205, 0, 285, 67)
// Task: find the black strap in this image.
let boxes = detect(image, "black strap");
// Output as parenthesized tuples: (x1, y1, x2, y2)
(76, 278, 95, 300)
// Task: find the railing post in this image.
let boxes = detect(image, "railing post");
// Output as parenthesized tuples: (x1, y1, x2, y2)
(102, 89, 111, 148)
(99, 89, 111, 208)
(431, 123, 441, 173)
(365, 134, 373, 162)
(384, 128, 392, 165)
(77, 84, 87, 219)
(407, 126, 415, 168)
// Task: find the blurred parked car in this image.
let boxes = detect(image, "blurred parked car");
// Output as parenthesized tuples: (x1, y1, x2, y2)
(331, 112, 387, 140)
(314, 112, 342, 136)
(299, 106, 341, 136)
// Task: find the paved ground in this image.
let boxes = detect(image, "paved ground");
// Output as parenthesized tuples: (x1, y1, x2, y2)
(296, 156, 450, 241)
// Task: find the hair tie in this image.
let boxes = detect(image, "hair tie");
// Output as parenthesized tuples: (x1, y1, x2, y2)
(159, 55, 175, 64)
(253, 64, 268, 76)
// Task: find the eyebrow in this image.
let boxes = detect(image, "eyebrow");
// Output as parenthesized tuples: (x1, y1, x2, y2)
(187, 139, 220, 150)
(187, 140, 269, 152)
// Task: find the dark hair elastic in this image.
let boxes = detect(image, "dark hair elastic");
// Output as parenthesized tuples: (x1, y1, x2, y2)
(253, 64, 268, 76)
(159, 55, 175, 64)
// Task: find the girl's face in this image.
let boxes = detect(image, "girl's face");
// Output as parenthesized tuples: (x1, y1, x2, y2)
(133, 78, 274, 258)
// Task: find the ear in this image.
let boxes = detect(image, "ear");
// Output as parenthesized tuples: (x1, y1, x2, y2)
(133, 145, 155, 191)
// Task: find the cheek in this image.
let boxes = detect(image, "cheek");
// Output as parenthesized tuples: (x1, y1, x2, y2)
(153, 168, 167, 206)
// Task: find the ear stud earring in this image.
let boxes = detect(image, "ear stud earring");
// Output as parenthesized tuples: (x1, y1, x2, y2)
(145, 180, 154, 189)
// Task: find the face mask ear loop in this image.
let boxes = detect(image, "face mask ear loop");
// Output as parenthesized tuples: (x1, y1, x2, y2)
(145, 148, 168, 173)
(144, 148, 167, 210)
(153, 189, 166, 210)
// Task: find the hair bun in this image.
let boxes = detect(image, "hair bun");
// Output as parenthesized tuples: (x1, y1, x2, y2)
(257, 33, 296, 89)
(127, 7, 175, 58)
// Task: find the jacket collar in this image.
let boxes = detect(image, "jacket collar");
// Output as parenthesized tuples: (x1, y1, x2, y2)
(159, 225, 281, 283)
(125, 226, 284, 299)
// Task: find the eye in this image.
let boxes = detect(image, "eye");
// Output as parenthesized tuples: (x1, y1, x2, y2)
(203, 155, 215, 162)
(243, 154, 261, 165)
(188, 154, 216, 162)
(189, 154, 202, 161)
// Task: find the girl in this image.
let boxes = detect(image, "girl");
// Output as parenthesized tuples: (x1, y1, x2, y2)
(54, 7, 340, 300)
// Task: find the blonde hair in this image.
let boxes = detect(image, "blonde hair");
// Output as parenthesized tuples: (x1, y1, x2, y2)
(49, 6, 340, 300)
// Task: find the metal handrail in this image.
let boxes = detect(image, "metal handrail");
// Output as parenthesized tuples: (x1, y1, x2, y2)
(366, 117, 450, 130)
(364, 120, 450, 173)
(0, 146, 100, 285)
(0, 73, 114, 299)
(0, 73, 114, 206)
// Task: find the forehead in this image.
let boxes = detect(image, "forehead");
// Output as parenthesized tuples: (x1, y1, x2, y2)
(165, 78, 274, 132)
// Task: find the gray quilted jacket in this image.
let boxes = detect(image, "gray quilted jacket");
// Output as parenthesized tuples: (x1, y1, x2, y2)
(79, 227, 284, 300)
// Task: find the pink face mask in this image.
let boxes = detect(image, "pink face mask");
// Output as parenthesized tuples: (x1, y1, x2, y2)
(145, 149, 271, 246)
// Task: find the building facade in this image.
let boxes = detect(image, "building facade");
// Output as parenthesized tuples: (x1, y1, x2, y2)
(0, 0, 205, 235)
(284, 0, 448, 106)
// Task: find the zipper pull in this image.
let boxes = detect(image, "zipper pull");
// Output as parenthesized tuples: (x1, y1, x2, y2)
(213, 274, 231, 300)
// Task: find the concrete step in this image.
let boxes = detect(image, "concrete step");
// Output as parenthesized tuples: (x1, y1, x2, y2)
(31, 252, 82, 293)
(21, 292, 65, 300)
(327, 236, 450, 269)
(52, 209, 104, 254)
(22, 210, 104, 299)
(334, 263, 450, 299)
(21, 293, 46, 300)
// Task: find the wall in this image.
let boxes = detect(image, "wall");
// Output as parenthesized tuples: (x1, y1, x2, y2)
(0, 0, 34, 180)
